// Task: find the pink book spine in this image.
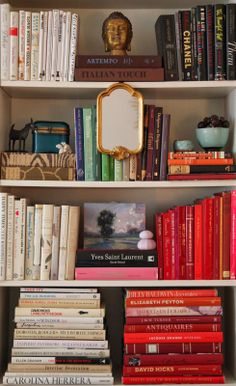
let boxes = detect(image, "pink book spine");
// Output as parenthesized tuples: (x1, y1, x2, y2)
(174, 207, 179, 279)
(230, 190, 236, 279)
(213, 196, 220, 279)
(155, 213, 163, 280)
(163, 211, 171, 279)
(75, 267, 158, 280)
(125, 305, 223, 317)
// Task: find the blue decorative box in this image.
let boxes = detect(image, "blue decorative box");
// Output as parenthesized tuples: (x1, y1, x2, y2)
(32, 121, 70, 153)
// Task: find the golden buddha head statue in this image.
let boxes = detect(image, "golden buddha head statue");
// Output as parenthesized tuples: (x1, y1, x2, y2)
(102, 11, 133, 56)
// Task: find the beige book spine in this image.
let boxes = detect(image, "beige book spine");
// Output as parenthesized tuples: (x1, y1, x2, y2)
(18, 298, 100, 309)
(14, 306, 105, 317)
(0, 193, 8, 280)
(14, 329, 105, 340)
(65, 206, 80, 280)
(33, 204, 43, 280)
(8, 363, 111, 373)
(40, 204, 54, 280)
(25, 206, 35, 280)
(58, 205, 69, 280)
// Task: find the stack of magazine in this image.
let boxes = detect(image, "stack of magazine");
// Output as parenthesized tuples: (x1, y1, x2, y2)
(3, 287, 114, 385)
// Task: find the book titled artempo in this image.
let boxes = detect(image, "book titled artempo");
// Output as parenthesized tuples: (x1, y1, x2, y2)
(76, 55, 162, 68)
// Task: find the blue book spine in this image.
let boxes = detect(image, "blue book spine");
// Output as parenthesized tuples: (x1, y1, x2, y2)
(74, 107, 85, 181)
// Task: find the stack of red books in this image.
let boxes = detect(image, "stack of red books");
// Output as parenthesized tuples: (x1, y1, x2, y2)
(122, 288, 224, 384)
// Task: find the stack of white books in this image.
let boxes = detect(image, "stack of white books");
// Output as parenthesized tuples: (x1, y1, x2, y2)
(0, 3, 80, 81)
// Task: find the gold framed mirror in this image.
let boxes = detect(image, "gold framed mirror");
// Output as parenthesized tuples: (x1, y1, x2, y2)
(97, 83, 144, 160)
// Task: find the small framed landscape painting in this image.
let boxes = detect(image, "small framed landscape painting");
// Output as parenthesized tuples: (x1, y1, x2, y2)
(83, 202, 146, 249)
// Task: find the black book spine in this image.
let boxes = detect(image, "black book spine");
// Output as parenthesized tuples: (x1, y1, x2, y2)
(206, 5, 214, 80)
(50, 357, 110, 365)
(169, 164, 236, 174)
(191, 8, 198, 80)
(196, 6, 207, 80)
(226, 4, 236, 80)
(155, 15, 179, 81)
(214, 4, 226, 80)
(153, 107, 163, 181)
(180, 10, 192, 81)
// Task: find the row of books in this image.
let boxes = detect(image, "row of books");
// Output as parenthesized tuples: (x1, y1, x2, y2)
(155, 190, 236, 280)
(167, 151, 236, 181)
(122, 288, 224, 384)
(0, 152, 76, 181)
(0, 192, 80, 281)
(74, 105, 171, 181)
(156, 4, 236, 81)
(3, 287, 114, 385)
(0, 4, 79, 82)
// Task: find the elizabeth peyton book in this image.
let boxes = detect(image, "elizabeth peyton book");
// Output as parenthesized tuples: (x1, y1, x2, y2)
(83, 203, 145, 249)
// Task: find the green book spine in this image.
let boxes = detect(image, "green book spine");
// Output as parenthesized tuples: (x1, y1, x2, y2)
(101, 153, 110, 181)
(114, 159, 123, 181)
(109, 156, 114, 181)
(83, 107, 96, 181)
(91, 105, 101, 181)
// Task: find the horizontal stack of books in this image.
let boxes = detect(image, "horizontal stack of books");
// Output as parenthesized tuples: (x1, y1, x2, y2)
(0, 152, 76, 181)
(0, 192, 80, 281)
(3, 287, 114, 385)
(122, 288, 224, 385)
(167, 151, 236, 181)
(156, 5, 236, 81)
(0, 4, 79, 81)
(155, 190, 236, 280)
(74, 105, 171, 182)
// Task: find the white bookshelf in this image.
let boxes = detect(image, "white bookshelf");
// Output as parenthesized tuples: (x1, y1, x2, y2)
(1, 0, 236, 385)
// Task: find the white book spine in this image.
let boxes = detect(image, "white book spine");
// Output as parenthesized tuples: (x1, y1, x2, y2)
(63, 11, 71, 81)
(20, 287, 98, 293)
(33, 204, 43, 280)
(0, 3, 10, 80)
(25, 206, 35, 280)
(24, 11, 31, 80)
(20, 292, 100, 299)
(13, 340, 109, 349)
(9, 11, 19, 80)
(17, 198, 27, 280)
(50, 206, 61, 280)
(14, 316, 104, 324)
(50, 9, 59, 81)
(59, 12, 67, 82)
(56, 10, 63, 81)
(38, 11, 44, 80)
(6, 195, 15, 280)
(122, 158, 130, 181)
(0, 193, 8, 280)
(68, 13, 79, 81)
(41, 11, 48, 80)
(65, 206, 80, 280)
(58, 205, 69, 280)
(45, 11, 53, 81)
(18, 10, 25, 80)
(13, 200, 21, 280)
(40, 204, 54, 280)
(31, 12, 40, 80)
(16, 323, 104, 330)
(12, 348, 110, 357)
(3, 375, 113, 385)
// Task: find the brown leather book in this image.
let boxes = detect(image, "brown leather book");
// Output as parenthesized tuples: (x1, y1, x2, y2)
(75, 67, 164, 82)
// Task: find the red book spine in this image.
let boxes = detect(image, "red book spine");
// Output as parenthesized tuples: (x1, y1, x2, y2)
(202, 197, 214, 279)
(222, 192, 230, 279)
(125, 289, 218, 298)
(124, 342, 223, 354)
(168, 173, 236, 180)
(230, 190, 236, 279)
(124, 353, 224, 366)
(125, 315, 222, 324)
(125, 305, 223, 317)
(194, 203, 203, 279)
(178, 206, 186, 279)
(162, 211, 172, 279)
(213, 196, 220, 279)
(155, 213, 163, 280)
(174, 207, 180, 279)
(125, 297, 221, 307)
(170, 209, 176, 279)
(122, 376, 225, 384)
(124, 323, 222, 333)
(168, 158, 233, 165)
(145, 105, 155, 181)
(168, 151, 231, 159)
(123, 364, 222, 376)
(185, 206, 194, 279)
(124, 332, 223, 344)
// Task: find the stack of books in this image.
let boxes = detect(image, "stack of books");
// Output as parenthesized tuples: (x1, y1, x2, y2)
(0, 192, 80, 281)
(0, 4, 79, 82)
(74, 105, 171, 182)
(3, 287, 114, 385)
(122, 288, 224, 385)
(155, 190, 236, 280)
(167, 151, 236, 181)
(0, 152, 76, 181)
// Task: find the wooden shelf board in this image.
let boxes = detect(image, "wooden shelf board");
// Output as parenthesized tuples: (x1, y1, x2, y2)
(1, 80, 236, 99)
(1, 280, 236, 287)
(1, 180, 236, 189)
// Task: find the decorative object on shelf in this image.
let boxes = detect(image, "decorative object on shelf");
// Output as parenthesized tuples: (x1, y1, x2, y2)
(32, 121, 70, 153)
(102, 11, 133, 56)
(56, 142, 72, 154)
(8, 119, 35, 152)
(173, 140, 194, 152)
(196, 115, 230, 150)
(97, 83, 144, 160)
(137, 230, 157, 250)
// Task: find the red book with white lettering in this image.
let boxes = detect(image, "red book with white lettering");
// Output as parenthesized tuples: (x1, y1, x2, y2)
(124, 323, 222, 333)
(194, 203, 203, 279)
(124, 353, 224, 366)
(124, 342, 223, 354)
(202, 197, 214, 279)
(162, 211, 172, 279)
(125, 289, 218, 298)
(125, 297, 221, 307)
(122, 376, 225, 384)
(123, 364, 222, 376)
(230, 190, 236, 279)
(124, 332, 223, 344)
(185, 205, 194, 279)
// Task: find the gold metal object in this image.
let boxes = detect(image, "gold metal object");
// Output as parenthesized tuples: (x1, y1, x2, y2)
(97, 83, 144, 160)
(102, 11, 133, 56)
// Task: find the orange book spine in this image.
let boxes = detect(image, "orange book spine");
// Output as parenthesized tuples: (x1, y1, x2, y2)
(167, 158, 233, 165)
(125, 297, 221, 308)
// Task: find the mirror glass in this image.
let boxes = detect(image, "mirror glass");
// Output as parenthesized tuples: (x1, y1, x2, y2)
(97, 83, 144, 160)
